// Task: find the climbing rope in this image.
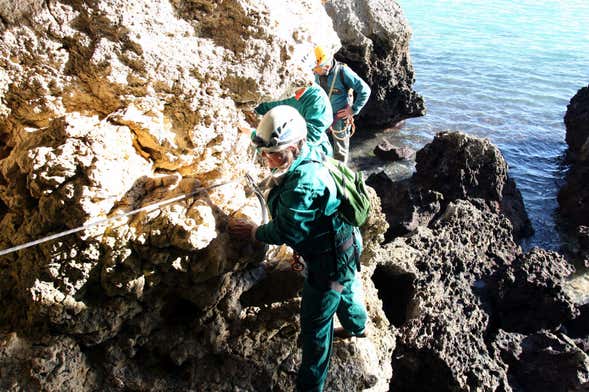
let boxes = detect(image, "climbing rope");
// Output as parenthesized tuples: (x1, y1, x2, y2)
(329, 115, 356, 141)
(0, 180, 236, 257)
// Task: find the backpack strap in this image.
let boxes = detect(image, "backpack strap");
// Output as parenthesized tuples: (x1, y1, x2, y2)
(338, 62, 347, 89)
(327, 62, 340, 99)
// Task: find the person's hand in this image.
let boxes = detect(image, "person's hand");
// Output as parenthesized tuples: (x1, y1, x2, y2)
(336, 106, 353, 120)
(228, 218, 258, 241)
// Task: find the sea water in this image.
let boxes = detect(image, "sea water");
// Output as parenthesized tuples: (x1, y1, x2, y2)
(352, 0, 589, 251)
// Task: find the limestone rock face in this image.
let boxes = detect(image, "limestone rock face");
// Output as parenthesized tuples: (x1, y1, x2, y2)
(0, 1, 397, 390)
(323, 0, 426, 129)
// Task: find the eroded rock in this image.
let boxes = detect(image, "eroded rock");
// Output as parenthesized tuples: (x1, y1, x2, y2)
(373, 200, 518, 391)
(369, 131, 533, 241)
(493, 330, 589, 392)
(0, 0, 398, 390)
(0, 332, 97, 391)
(487, 248, 578, 334)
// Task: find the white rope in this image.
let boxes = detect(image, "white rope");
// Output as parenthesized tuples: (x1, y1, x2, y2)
(0, 180, 235, 257)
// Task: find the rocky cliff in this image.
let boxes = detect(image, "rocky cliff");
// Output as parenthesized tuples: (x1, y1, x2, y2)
(0, 1, 395, 390)
(368, 132, 589, 392)
(559, 85, 589, 267)
(1, 1, 587, 392)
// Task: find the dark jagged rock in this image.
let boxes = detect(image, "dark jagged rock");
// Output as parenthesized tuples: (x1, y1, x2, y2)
(564, 85, 589, 158)
(493, 330, 589, 392)
(579, 226, 589, 252)
(579, 226, 589, 267)
(323, 0, 426, 129)
(559, 86, 589, 264)
(558, 160, 589, 229)
(371, 131, 533, 241)
(566, 303, 589, 340)
(558, 163, 589, 227)
(487, 248, 578, 334)
(369, 131, 587, 390)
(367, 172, 442, 241)
(373, 138, 415, 161)
(416, 132, 533, 240)
(373, 196, 587, 391)
(374, 200, 520, 391)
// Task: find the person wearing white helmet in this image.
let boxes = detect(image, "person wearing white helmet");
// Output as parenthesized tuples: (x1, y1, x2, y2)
(230, 105, 367, 392)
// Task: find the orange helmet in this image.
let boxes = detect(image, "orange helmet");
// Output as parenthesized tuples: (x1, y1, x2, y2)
(314, 45, 329, 66)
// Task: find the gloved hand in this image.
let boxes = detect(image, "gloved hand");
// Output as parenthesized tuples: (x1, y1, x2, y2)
(228, 218, 259, 241)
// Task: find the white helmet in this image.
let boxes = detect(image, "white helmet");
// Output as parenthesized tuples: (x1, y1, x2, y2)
(253, 106, 307, 153)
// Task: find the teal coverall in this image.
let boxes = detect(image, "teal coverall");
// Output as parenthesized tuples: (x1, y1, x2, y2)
(255, 144, 367, 392)
(255, 83, 334, 157)
(315, 61, 371, 164)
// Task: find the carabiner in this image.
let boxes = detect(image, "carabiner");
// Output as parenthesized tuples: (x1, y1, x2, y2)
(291, 253, 305, 272)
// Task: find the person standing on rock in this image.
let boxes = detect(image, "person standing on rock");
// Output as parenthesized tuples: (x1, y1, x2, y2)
(255, 61, 334, 158)
(229, 105, 367, 392)
(313, 45, 371, 165)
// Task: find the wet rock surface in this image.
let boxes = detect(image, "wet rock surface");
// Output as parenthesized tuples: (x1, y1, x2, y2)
(323, 0, 426, 129)
(559, 86, 589, 266)
(373, 138, 415, 161)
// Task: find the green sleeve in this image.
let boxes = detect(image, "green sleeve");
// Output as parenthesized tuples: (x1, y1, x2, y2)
(255, 182, 321, 246)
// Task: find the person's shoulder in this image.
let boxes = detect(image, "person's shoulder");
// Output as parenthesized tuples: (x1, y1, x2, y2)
(302, 83, 330, 103)
(305, 83, 324, 95)
(294, 158, 332, 188)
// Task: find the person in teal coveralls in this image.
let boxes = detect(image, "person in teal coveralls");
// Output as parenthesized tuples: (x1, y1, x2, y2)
(229, 105, 367, 392)
(255, 82, 334, 158)
(313, 45, 371, 164)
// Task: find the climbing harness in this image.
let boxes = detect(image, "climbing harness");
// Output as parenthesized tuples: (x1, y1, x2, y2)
(329, 115, 355, 141)
(0, 180, 237, 257)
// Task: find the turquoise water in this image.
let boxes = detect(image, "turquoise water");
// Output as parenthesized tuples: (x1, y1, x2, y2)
(356, 0, 589, 250)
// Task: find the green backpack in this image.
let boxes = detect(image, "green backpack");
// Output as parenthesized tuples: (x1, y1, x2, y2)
(322, 156, 371, 227)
